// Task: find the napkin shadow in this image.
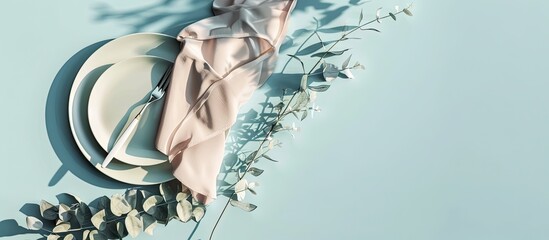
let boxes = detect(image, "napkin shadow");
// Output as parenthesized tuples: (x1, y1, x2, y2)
(45, 40, 132, 189)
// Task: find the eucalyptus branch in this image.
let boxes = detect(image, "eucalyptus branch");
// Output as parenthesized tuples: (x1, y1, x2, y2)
(208, 8, 410, 240)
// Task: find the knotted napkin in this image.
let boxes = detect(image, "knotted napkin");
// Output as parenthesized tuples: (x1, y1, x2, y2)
(155, 0, 296, 204)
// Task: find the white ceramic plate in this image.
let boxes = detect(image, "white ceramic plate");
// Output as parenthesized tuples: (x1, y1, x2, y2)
(68, 33, 179, 185)
(88, 56, 170, 166)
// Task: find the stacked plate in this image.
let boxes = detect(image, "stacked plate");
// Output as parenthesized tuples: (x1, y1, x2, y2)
(68, 33, 180, 185)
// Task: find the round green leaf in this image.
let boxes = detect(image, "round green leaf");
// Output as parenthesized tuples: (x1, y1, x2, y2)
(47, 234, 60, 240)
(160, 180, 180, 202)
(116, 221, 127, 238)
(82, 230, 90, 240)
(125, 213, 142, 238)
(58, 204, 71, 222)
(110, 194, 131, 216)
(142, 214, 157, 236)
(143, 195, 163, 215)
(403, 8, 413, 16)
(40, 200, 58, 220)
(176, 192, 190, 202)
(176, 200, 192, 223)
(192, 206, 205, 222)
(75, 202, 92, 226)
(124, 189, 138, 209)
(63, 233, 75, 240)
(322, 63, 339, 82)
(25, 216, 43, 230)
(89, 230, 107, 240)
(167, 201, 178, 221)
(91, 209, 106, 231)
(52, 222, 70, 233)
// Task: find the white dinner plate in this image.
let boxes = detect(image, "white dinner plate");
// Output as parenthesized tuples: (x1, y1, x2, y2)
(68, 33, 179, 185)
(88, 56, 170, 166)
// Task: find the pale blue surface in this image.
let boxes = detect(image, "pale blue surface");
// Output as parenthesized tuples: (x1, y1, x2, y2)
(1, 0, 549, 239)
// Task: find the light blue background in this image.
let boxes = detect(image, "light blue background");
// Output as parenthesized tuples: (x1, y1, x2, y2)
(1, 0, 549, 239)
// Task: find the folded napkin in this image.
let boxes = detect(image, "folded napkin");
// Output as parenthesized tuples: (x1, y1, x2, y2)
(155, 0, 296, 204)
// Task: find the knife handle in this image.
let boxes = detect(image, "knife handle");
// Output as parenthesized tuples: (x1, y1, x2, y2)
(101, 117, 140, 168)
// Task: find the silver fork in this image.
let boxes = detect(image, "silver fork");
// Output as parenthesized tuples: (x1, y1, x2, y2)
(101, 65, 173, 168)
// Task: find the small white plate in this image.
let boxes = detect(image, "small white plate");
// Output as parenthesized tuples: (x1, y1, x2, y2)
(68, 33, 179, 185)
(88, 56, 170, 166)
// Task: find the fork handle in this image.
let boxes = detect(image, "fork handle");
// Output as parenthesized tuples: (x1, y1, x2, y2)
(101, 114, 142, 168)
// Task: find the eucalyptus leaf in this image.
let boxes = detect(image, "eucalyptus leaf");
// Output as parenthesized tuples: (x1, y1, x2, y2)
(389, 12, 397, 21)
(235, 179, 248, 201)
(58, 193, 82, 205)
(25, 216, 43, 230)
(192, 206, 205, 222)
(248, 167, 264, 176)
(125, 213, 142, 238)
(167, 201, 178, 220)
(75, 202, 92, 227)
(403, 8, 413, 16)
(140, 190, 152, 200)
(115, 221, 127, 238)
(124, 189, 138, 209)
(63, 233, 75, 240)
(359, 9, 364, 24)
(160, 180, 180, 202)
(229, 199, 257, 212)
(292, 91, 309, 111)
(342, 54, 352, 69)
(341, 68, 355, 79)
(360, 28, 381, 32)
(47, 234, 60, 240)
(82, 230, 90, 240)
(322, 63, 339, 82)
(91, 209, 106, 231)
(176, 192, 190, 202)
(311, 49, 349, 58)
(52, 222, 70, 233)
(40, 200, 58, 220)
(89, 230, 107, 240)
(262, 154, 278, 162)
(110, 194, 131, 216)
(58, 204, 71, 222)
(176, 200, 192, 223)
(153, 205, 169, 224)
(308, 85, 331, 92)
(245, 150, 259, 163)
(299, 74, 309, 91)
(142, 214, 157, 236)
(287, 54, 305, 73)
(301, 109, 308, 121)
(96, 196, 110, 211)
(143, 195, 163, 215)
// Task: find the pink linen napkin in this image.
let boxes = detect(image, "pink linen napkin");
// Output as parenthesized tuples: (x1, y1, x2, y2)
(155, 0, 296, 204)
